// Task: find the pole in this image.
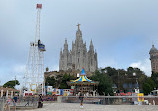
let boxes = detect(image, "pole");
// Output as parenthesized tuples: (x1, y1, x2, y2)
(14, 76, 16, 96)
(118, 71, 119, 93)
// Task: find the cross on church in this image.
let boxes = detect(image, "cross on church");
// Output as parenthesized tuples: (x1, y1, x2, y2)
(77, 24, 80, 30)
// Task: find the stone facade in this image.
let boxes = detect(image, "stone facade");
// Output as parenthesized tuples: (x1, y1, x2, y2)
(149, 44, 158, 73)
(59, 25, 98, 72)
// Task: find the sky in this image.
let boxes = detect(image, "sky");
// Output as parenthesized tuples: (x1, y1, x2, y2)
(0, 0, 158, 86)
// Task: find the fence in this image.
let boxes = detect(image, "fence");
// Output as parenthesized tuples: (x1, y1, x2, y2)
(59, 96, 158, 105)
(0, 96, 39, 111)
(15, 96, 39, 107)
(0, 98, 6, 111)
(42, 95, 57, 101)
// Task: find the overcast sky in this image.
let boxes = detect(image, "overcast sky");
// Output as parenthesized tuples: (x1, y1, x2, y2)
(0, 0, 158, 86)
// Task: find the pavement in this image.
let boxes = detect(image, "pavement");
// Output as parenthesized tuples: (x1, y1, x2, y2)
(18, 103, 158, 111)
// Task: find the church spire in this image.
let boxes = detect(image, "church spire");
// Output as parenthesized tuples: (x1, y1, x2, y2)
(90, 39, 94, 47)
(89, 39, 94, 52)
(76, 23, 82, 45)
(60, 48, 62, 56)
(64, 38, 68, 50)
(77, 23, 80, 30)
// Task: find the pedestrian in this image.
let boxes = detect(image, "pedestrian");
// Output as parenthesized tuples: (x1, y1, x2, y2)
(12, 96, 17, 111)
(31, 95, 34, 104)
(5, 96, 11, 111)
(25, 96, 30, 106)
(38, 94, 43, 108)
(79, 91, 84, 108)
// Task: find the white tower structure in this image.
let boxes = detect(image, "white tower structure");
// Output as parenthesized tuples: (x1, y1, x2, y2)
(24, 4, 46, 95)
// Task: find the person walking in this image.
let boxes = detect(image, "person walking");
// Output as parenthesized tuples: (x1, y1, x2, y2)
(79, 91, 84, 108)
(12, 96, 17, 111)
(25, 96, 30, 106)
(5, 96, 11, 111)
(38, 94, 43, 108)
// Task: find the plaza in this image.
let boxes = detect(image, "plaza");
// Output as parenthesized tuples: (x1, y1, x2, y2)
(19, 103, 158, 111)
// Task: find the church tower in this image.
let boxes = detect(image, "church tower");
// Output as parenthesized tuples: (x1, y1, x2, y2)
(149, 44, 158, 73)
(59, 24, 98, 72)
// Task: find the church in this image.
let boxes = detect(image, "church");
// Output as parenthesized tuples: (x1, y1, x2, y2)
(59, 24, 98, 72)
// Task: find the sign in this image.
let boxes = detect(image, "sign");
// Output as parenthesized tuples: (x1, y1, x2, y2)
(23, 91, 33, 96)
(137, 93, 144, 102)
(71, 86, 75, 89)
(52, 88, 56, 95)
(60, 89, 63, 95)
(77, 73, 80, 77)
(47, 86, 53, 92)
(135, 89, 140, 93)
(56, 89, 60, 95)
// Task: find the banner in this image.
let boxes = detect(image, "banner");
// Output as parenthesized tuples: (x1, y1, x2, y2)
(56, 89, 60, 95)
(52, 88, 56, 95)
(137, 93, 144, 102)
(47, 86, 53, 92)
(60, 89, 63, 95)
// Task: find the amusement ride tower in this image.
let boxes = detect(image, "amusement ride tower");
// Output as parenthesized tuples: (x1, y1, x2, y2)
(24, 4, 46, 95)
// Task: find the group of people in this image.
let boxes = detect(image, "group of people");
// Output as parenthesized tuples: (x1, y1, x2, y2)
(4, 93, 84, 110)
(4, 94, 43, 111)
(5, 96, 17, 111)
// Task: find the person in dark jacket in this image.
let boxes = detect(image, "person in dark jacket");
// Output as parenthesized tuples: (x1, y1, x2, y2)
(25, 96, 30, 106)
(38, 94, 43, 108)
(79, 91, 84, 108)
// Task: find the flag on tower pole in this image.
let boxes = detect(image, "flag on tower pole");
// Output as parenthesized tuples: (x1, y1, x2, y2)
(37, 4, 42, 9)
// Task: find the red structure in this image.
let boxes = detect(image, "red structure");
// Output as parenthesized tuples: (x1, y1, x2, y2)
(37, 4, 42, 9)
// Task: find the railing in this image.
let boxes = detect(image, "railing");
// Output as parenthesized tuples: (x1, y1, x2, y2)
(42, 95, 57, 101)
(0, 96, 39, 111)
(59, 96, 158, 105)
(0, 97, 7, 111)
(15, 96, 39, 107)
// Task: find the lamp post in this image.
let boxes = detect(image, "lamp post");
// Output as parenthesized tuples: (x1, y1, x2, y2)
(133, 73, 139, 93)
(118, 71, 120, 93)
(14, 76, 16, 96)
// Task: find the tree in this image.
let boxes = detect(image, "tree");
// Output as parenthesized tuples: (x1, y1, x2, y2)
(56, 74, 63, 88)
(3, 80, 20, 88)
(142, 77, 156, 95)
(45, 76, 56, 87)
(100, 67, 147, 93)
(91, 70, 113, 96)
(59, 74, 75, 89)
(151, 72, 158, 88)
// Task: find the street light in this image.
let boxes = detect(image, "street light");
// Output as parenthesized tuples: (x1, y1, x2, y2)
(133, 73, 139, 93)
(14, 76, 16, 96)
(118, 71, 120, 93)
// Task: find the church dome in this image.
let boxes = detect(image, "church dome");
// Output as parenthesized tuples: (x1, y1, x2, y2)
(150, 45, 158, 54)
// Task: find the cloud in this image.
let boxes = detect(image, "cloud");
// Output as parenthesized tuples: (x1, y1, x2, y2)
(99, 58, 119, 69)
(13, 64, 26, 74)
(130, 59, 151, 76)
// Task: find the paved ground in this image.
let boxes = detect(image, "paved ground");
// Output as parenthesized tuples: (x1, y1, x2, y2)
(18, 103, 158, 111)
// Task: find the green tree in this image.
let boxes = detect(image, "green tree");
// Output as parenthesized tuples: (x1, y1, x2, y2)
(3, 80, 20, 88)
(59, 74, 75, 89)
(45, 76, 56, 87)
(151, 72, 158, 88)
(101, 67, 147, 93)
(56, 74, 63, 88)
(142, 77, 155, 95)
(91, 70, 113, 96)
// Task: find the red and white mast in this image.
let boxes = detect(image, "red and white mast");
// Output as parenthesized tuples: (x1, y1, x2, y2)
(24, 4, 46, 95)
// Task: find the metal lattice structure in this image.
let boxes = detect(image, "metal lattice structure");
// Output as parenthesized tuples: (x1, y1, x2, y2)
(23, 4, 46, 95)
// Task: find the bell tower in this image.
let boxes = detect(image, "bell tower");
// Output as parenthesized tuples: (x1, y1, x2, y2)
(149, 44, 158, 72)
